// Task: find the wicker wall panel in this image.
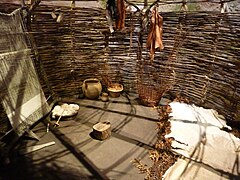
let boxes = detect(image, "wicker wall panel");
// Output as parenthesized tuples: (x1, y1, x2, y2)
(0, 2, 239, 121)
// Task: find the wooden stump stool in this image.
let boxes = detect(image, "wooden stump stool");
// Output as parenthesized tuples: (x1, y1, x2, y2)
(92, 121, 111, 140)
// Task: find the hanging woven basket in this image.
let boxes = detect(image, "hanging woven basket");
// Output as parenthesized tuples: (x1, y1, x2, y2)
(137, 83, 164, 107)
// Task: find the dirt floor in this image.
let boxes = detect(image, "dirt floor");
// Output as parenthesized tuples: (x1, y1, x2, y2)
(0, 92, 239, 180)
(0, 93, 159, 180)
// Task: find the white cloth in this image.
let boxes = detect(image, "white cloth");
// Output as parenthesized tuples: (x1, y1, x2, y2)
(164, 102, 240, 178)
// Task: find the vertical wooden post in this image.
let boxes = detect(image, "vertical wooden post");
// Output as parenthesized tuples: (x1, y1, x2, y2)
(144, 0, 148, 8)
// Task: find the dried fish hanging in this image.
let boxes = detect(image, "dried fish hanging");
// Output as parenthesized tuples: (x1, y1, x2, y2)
(106, 0, 116, 33)
(146, 6, 164, 61)
(106, 0, 126, 32)
(116, 0, 126, 30)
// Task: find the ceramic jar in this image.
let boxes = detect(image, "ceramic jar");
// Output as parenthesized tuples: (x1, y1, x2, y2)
(101, 93, 109, 102)
(82, 78, 102, 99)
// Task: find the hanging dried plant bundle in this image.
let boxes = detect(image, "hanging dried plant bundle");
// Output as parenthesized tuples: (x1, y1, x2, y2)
(146, 7, 164, 61)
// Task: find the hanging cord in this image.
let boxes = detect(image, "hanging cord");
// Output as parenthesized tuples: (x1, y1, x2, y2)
(160, 0, 188, 90)
(128, 5, 133, 54)
(69, 1, 78, 83)
(200, 1, 228, 104)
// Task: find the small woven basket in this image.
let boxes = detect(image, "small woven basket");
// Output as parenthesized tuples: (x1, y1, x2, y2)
(137, 83, 164, 107)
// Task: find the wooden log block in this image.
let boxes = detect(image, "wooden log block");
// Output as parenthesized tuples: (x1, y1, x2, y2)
(92, 122, 111, 140)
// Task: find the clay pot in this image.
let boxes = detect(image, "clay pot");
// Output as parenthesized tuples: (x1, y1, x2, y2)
(107, 83, 123, 98)
(101, 93, 109, 102)
(82, 78, 102, 99)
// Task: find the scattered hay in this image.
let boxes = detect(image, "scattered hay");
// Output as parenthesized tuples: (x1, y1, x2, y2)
(132, 105, 179, 180)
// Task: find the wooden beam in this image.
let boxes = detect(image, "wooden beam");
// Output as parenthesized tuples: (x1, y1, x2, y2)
(28, 0, 41, 14)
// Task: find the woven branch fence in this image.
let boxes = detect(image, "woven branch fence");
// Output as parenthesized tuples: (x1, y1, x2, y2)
(0, 0, 239, 131)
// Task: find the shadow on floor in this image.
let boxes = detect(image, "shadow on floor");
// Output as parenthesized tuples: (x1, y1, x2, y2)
(0, 156, 94, 180)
